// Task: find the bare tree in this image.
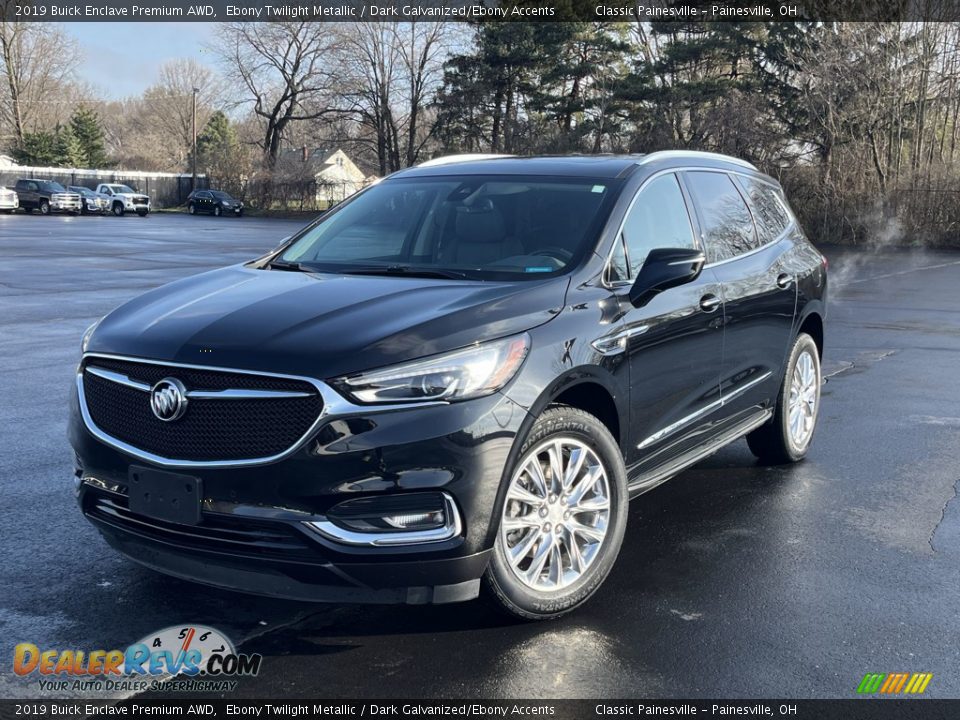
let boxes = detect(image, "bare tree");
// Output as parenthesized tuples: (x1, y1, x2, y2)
(213, 22, 340, 165)
(141, 58, 220, 169)
(338, 22, 454, 174)
(0, 17, 79, 147)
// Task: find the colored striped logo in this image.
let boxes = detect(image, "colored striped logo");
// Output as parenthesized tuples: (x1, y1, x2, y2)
(857, 673, 933, 694)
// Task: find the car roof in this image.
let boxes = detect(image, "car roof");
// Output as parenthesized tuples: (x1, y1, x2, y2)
(391, 151, 762, 181)
(393, 155, 642, 180)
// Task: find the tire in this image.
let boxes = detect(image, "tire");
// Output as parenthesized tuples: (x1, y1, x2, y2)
(482, 406, 628, 621)
(747, 332, 821, 464)
(39, 200, 50, 215)
(188, 203, 196, 215)
(136, 209, 148, 217)
(0, 209, 12, 214)
(214, 206, 222, 217)
(112, 202, 124, 217)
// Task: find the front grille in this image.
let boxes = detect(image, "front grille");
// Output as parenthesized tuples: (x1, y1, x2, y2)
(85, 492, 326, 562)
(133, 197, 148, 205)
(82, 358, 324, 462)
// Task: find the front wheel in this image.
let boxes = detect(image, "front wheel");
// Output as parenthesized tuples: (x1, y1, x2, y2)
(483, 406, 628, 620)
(112, 202, 124, 217)
(747, 332, 821, 463)
(214, 206, 222, 217)
(39, 200, 50, 215)
(136, 209, 148, 217)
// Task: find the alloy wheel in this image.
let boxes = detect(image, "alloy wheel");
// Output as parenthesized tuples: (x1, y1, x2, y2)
(788, 350, 818, 447)
(500, 437, 611, 592)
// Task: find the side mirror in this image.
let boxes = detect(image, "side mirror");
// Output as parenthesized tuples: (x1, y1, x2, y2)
(628, 247, 706, 308)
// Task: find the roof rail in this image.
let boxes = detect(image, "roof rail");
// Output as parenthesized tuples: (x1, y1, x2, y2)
(637, 150, 757, 171)
(417, 153, 514, 167)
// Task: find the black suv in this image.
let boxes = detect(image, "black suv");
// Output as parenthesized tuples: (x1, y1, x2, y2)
(187, 189, 244, 216)
(71, 152, 826, 619)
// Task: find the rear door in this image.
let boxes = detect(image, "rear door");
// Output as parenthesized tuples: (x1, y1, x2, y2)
(16, 181, 37, 209)
(682, 170, 797, 423)
(613, 173, 725, 473)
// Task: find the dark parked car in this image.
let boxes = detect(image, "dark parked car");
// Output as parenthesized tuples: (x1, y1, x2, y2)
(187, 189, 244, 216)
(69, 186, 109, 215)
(14, 179, 81, 215)
(72, 152, 827, 619)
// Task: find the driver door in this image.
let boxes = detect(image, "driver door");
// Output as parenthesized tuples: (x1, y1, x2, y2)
(614, 173, 725, 475)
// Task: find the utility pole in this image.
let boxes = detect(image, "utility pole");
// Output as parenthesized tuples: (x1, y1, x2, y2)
(191, 87, 199, 190)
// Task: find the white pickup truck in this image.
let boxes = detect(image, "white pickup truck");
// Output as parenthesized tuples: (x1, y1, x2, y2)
(95, 183, 151, 217)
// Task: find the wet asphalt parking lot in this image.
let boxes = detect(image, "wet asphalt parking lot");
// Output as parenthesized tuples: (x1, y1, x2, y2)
(1, 212, 958, 700)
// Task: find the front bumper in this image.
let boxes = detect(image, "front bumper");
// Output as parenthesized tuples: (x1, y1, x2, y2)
(51, 199, 82, 211)
(70, 378, 529, 603)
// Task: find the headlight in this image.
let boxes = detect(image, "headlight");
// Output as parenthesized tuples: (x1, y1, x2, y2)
(81, 318, 102, 354)
(332, 334, 530, 404)
(222, 201, 231, 206)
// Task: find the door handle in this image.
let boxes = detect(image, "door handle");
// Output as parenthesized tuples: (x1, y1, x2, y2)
(699, 294, 721, 313)
(776, 273, 793, 289)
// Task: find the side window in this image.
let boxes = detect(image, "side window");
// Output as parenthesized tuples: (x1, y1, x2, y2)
(738, 176, 791, 243)
(685, 171, 758, 263)
(606, 234, 630, 283)
(620, 173, 696, 277)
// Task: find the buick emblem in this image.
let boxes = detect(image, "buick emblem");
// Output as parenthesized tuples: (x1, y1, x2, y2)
(150, 377, 188, 422)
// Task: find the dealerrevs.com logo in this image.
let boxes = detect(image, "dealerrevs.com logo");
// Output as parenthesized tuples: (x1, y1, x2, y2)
(857, 673, 934, 695)
(13, 625, 262, 693)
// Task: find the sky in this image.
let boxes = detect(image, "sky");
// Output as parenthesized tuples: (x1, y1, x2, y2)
(67, 23, 216, 99)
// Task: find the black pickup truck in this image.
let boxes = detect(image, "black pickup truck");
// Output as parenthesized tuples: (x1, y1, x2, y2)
(14, 179, 82, 215)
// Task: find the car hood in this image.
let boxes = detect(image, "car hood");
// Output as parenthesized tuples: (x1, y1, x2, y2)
(88, 265, 568, 378)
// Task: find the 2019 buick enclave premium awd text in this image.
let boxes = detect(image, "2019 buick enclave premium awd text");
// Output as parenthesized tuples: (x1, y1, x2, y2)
(71, 152, 826, 619)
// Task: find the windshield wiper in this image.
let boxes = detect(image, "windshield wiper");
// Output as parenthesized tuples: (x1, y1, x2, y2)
(340, 265, 470, 280)
(268, 259, 315, 273)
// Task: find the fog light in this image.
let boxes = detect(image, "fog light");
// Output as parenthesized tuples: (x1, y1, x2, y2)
(304, 492, 461, 546)
(383, 511, 443, 530)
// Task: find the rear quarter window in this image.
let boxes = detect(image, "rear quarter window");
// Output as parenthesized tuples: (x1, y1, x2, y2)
(738, 176, 791, 243)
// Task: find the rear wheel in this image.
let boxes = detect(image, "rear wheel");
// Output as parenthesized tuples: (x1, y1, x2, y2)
(483, 407, 628, 620)
(747, 332, 821, 463)
(112, 202, 124, 217)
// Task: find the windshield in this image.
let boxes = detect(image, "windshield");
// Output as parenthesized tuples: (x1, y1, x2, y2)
(109, 185, 135, 193)
(40, 181, 66, 192)
(280, 175, 618, 279)
(211, 191, 234, 201)
(70, 187, 92, 197)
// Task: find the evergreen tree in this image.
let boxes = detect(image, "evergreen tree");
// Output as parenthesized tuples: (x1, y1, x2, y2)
(13, 131, 59, 166)
(54, 124, 86, 168)
(196, 111, 238, 166)
(69, 106, 109, 168)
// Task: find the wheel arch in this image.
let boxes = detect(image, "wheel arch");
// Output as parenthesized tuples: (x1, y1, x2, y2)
(523, 370, 624, 450)
(797, 307, 825, 360)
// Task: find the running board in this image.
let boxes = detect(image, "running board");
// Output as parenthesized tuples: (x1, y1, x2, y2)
(627, 408, 773, 497)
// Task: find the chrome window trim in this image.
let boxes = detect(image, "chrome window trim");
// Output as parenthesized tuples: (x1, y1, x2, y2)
(601, 165, 795, 285)
(302, 492, 463, 547)
(78, 352, 448, 469)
